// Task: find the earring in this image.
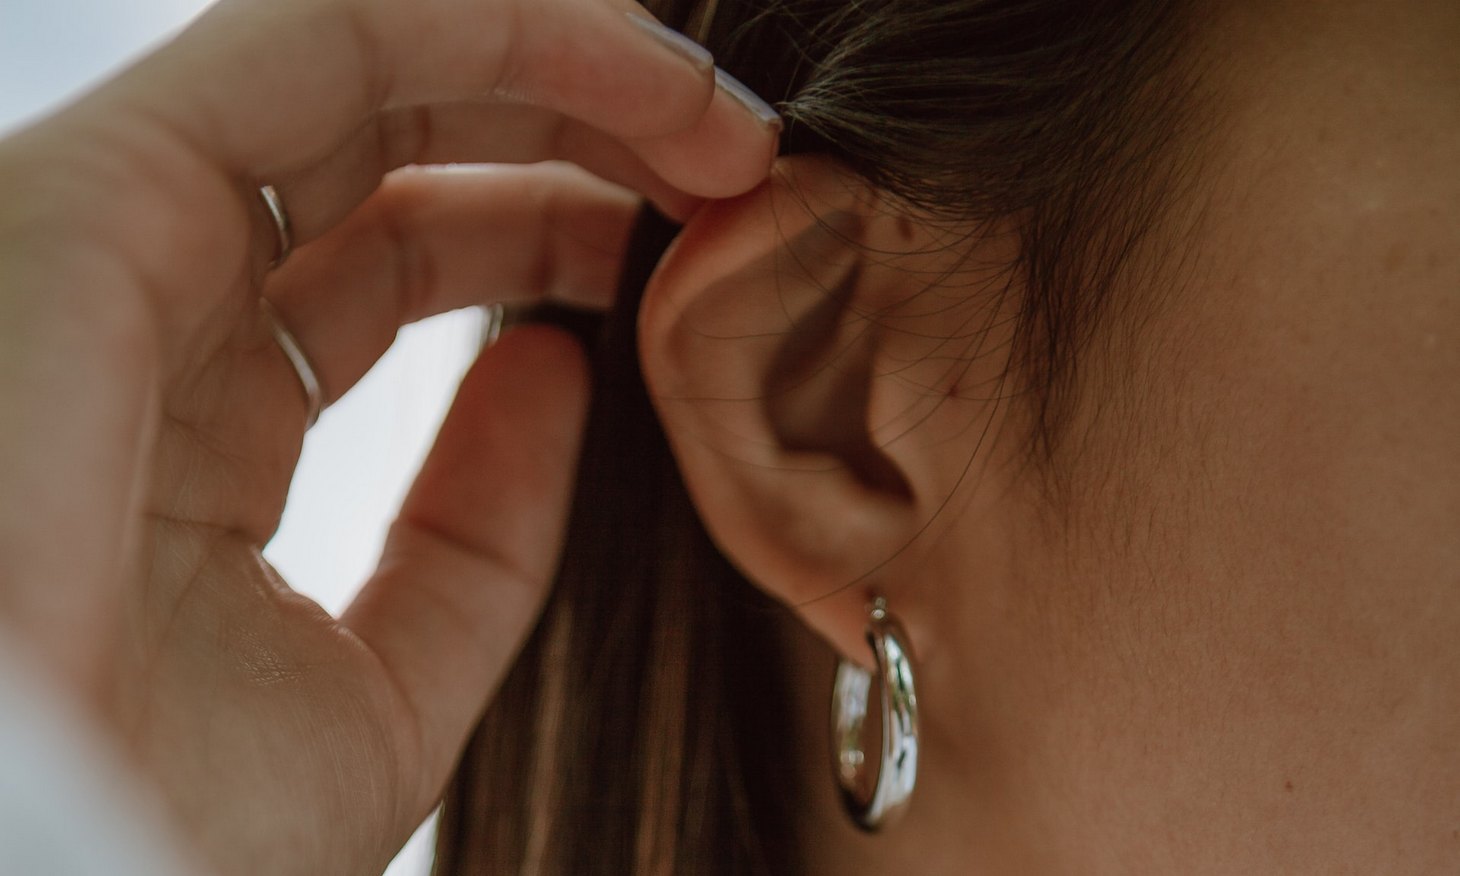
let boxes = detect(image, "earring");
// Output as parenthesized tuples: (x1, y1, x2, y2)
(831, 596, 919, 831)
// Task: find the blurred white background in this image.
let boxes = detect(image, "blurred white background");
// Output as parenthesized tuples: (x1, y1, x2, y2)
(0, 1, 482, 872)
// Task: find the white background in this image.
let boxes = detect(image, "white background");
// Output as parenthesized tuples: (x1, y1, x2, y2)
(0, 2, 483, 872)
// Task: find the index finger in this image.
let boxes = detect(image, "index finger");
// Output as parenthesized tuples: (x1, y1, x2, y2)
(108, 0, 778, 196)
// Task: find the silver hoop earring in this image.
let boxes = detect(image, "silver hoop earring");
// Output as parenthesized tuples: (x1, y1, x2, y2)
(831, 596, 919, 831)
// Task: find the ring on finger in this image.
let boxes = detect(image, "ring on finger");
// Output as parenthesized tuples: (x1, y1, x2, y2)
(259, 297, 323, 428)
(258, 184, 294, 268)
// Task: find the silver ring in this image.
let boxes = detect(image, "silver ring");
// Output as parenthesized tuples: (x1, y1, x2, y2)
(258, 184, 293, 268)
(831, 597, 920, 831)
(259, 298, 322, 428)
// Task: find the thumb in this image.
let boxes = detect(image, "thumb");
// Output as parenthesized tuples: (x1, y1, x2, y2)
(342, 323, 589, 811)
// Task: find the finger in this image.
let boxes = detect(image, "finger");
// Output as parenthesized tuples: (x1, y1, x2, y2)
(342, 325, 588, 798)
(270, 102, 699, 242)
(110, 0, 778, 196)
(263, 162, 635, 406)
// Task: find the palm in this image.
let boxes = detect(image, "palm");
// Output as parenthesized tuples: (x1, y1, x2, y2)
(114, 305, 421, 874)
(121, 532, 412, 873)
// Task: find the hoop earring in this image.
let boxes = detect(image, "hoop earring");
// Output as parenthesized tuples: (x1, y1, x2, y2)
(831, 596, 919, 831)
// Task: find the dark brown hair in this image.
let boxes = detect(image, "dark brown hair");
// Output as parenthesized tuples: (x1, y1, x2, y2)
(436, 0, 1202, 872)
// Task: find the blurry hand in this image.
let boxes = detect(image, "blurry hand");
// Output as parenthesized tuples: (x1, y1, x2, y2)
(0, 0, 778, 872)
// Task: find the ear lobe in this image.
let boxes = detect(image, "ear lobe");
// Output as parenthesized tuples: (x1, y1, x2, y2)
(640, 156, 1015, 661)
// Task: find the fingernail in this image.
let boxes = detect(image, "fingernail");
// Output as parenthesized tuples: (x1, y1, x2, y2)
(715, 68, 783, 131)
(626, 14, 714, 73)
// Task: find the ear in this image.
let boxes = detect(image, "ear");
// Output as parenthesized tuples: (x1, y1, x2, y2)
(640, 156, 1020, 663)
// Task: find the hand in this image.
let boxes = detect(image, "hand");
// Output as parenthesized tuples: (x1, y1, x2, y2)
(0, 0, 778, 872)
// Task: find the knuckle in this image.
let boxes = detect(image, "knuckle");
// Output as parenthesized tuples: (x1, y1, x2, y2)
(334, 0, 393, 110)
(376, 188, 435, 324)
(488, 0, 532, 100)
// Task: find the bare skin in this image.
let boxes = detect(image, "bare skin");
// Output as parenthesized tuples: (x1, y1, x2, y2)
(3, 0, 1454, 871)
(636, 0, 1458, 872)
(0, 0, 777, 873)
(779, 2, 1460, 872)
